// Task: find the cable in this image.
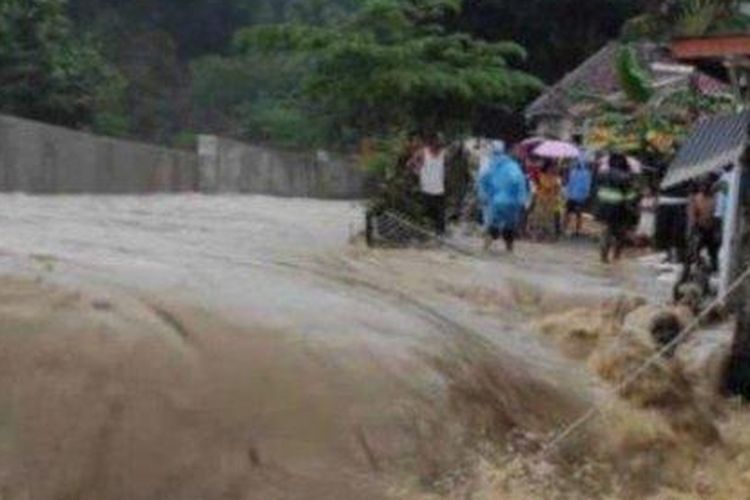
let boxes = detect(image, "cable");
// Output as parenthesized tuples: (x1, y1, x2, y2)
(385, 209, 750, 458)
(538, 264, 750, 458)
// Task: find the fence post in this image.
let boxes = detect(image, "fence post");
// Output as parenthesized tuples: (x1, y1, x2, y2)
(197, 134, 219, 193)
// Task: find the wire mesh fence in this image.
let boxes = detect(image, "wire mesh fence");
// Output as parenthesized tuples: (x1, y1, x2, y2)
(365, 210, 433, 247)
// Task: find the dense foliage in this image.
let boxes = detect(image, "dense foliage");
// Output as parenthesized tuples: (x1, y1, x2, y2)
(3, 0, 736, 149)
(562, 1, 749, 168)
(588, 43, 735, 167)
(235, 0, 542, 145)
(458, 0, 642, 83)
(0, 0, 122, 128)
(623, 0, 750, 39)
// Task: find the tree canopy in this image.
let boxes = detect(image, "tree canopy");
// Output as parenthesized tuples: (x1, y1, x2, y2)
(457, 0, 641, 83)
(0, 0, 121, 128)
(623, 0, 750, 39)
(0, 0, 688, 148)
(234, 0, 542, 143)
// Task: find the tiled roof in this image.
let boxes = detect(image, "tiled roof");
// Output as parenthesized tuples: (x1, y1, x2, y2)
(661, 111, 750, 189)
(692, 72, 729, 95)
(525, 42, 729, 120)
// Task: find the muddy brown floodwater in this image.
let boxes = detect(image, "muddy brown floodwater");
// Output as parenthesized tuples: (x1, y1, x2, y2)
(0, 195, 747, 499)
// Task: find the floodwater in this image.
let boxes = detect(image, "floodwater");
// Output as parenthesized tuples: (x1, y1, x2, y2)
(0, 195, 647, 356)
(0, 195, 738, 499)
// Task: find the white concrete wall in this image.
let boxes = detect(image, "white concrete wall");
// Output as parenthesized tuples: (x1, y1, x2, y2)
(198, 135, 366, 199)
(0, 115, 367, 198)
(0, 114, 199, 193)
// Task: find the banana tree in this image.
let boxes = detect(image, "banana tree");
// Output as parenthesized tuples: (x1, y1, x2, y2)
(585, 43, 734, 166)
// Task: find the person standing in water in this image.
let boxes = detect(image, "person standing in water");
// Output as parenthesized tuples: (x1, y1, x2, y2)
(596, 153, 637, 263)
(411, 133, 448, 236)
(477, 141, 529, 252)
(527, 159, 562, 241)
(564, 155, 593, 237)
(688, 177, 720, 272)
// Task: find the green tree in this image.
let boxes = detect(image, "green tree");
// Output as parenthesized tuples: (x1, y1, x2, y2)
(66, 0, 360, 143)
(622, 0, 750, 39)
(236, 0, 542, 143)
(616, 45, 654, 105)
(587, 42, 734, 165)
(457, 0, 640, 84)
(0, 0, 120, 127)
(190, 51, 328, 147)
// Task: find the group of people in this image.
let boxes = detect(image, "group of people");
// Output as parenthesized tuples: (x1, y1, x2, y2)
(408, 135, 626, 257)
(659, 165, 732, 273)
(406, 133, 730, 275)
(475, 142, 641, 259)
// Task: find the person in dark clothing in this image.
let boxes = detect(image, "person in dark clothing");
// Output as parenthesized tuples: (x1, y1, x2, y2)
(655, 184, 690, 264)
(596, 153, 638, 263)
(422, 193, 446, 235)
(688, 177, 721, 273)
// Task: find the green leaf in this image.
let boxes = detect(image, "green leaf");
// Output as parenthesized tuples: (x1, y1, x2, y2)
(616, 44, 653, 105)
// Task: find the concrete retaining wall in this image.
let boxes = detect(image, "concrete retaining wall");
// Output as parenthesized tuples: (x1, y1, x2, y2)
(0, 114, 199, 193)
(198, 135, 365, 199)
(0, 114, 366, 198)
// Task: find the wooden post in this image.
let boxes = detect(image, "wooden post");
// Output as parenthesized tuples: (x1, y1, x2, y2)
(725, 145, 750, 397)
(726, 58, 748, 111)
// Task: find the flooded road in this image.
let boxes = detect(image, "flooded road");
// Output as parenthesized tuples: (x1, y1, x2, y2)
(0, 194, 654, 344)
(0, 195, 685, 499)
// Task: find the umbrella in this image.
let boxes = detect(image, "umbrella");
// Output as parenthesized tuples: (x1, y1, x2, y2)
(513, 137, 544, 161)
(533, 140, 580, 160)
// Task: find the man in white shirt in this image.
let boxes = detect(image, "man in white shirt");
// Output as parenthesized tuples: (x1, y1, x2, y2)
(412, 134, 447, 235)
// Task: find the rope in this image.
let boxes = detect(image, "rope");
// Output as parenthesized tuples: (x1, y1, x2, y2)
(382, 211, 482, 258)
(385, 209, 750, 459)
(538, 264, 750, 458)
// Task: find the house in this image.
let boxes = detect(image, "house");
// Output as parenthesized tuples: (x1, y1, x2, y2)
(524, 42, 728, 140)
(660, 111, 749, 298)
(665, 33, 750, 399)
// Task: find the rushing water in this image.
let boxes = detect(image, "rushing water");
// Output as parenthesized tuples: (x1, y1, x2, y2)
(0, 195, 731, 499)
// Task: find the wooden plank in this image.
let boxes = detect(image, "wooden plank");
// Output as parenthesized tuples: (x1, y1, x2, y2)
(671, 35, 750, 60)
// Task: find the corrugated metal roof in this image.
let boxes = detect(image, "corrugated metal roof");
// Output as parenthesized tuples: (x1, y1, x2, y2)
(661, 111, 750, 189)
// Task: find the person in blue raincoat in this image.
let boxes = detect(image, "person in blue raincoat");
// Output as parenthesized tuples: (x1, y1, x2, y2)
(477, 141, 530, 252)
(564, 154, 593, 237)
